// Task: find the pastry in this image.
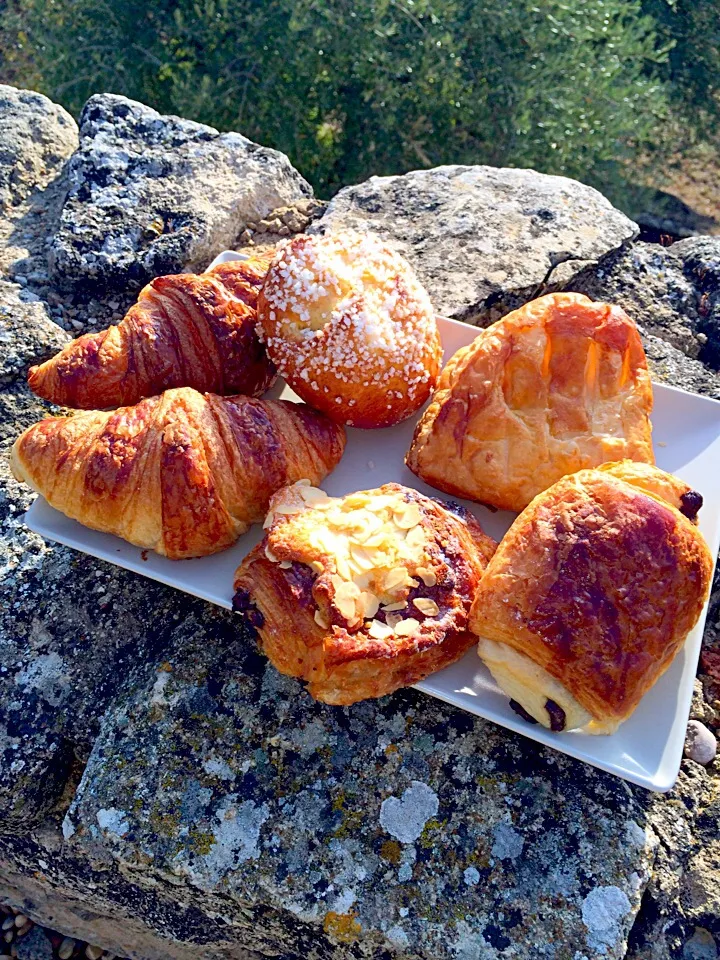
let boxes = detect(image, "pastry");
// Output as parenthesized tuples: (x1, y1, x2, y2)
(28, 252, 276, 409)
(232, 482, 496, 703)
(406, 292, 654, 512)
(11, 387, 346, 559)
(257, 232, 442, 428)
(470, 464, 713, 733)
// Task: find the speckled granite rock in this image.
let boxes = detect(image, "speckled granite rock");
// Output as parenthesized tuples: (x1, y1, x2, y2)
(0, 85, 78, 210)
(310, 164, 638, 324)
(568, 239, 720, 368)
(0, 281, 70, 385)
(48, 94, 312, 294)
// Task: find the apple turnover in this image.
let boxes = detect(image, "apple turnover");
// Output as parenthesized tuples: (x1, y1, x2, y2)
(232, 482, 496, 703)
(470, 463, 713, 734)
(406, 292, 654, 512)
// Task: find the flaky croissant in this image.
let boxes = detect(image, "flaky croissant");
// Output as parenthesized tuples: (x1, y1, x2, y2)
(11, 387, 346, 559)
(28, 252, 276, 410)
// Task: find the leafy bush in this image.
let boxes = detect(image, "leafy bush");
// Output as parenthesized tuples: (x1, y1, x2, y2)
(0, 0, 708, 196)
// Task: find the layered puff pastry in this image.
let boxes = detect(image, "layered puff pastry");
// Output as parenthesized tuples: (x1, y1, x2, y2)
(470, 462, 713, 734)
(257, 232, 443, 428)
(28, 251, 276, 410)
(406, 292, 654, 512)
(233, 482, 497, 704)
(11, 387, 345, 559)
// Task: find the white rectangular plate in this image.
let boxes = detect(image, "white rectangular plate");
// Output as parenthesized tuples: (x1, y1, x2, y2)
(24, 252, 720, 792)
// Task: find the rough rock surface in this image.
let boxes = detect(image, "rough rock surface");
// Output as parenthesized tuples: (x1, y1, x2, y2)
(49, 95, 312, 294)
(0, 86, 78, 211)
(310, 164, 638, 324)
(568, 239, 720, 368)
(0, 281, 70, 385)
(1, 84, 720, 960)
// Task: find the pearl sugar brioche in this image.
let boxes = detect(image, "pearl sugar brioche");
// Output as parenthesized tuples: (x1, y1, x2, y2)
(257, 232, 442, 428)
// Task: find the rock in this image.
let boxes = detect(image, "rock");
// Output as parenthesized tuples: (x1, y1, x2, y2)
(14, 925, 53, 960)
(49, 94, 312, 294)
(684, 721, 717, 765)
(641, 332, 720, 401)
(622, 183, 719, 241)
(310, 164, 637, 324)
(0, 280, 70, 385)
(567, 238, 720, 368)
(0, 85, 78, 210)
(683, 927, 718, 960)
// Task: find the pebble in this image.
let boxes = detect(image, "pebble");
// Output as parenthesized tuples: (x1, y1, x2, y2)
(58, 936, 76, 959)
(4, 930, 14, 943)
(3, 915, 15, 931)
(70, 319, 84, 331)
(85, 944, 104, 959)
(684, 721, 717, 765)
(14, 915, 28, 928)
(683, 926, 718, 960)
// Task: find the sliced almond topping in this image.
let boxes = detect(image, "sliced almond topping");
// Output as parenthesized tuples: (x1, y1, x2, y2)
(263, 511, 276, 530)
(407, 577, 420, 589)
(335, 595, 358, 621)
(413, 598, 440, 617)
(394, 617, 421, 636)
(386, 612, 404, 629)
(405, 525, 426, 550)
(360, 591, 380, 619)
(279, 560, 292, 569)
(310, 561, 324, 575)
(298, 486, 332, 506)
(383, 567, 409, 593)
(382, 601, 407, 612)
(272, 502, 304, 516)
(314, 609, 330, 629)
(265, 544, 280, 563)
(394, 503, 422, 529)
(349, 543, 377, 572)
(368, 619, 394, 640)
(417, 567, 437, 587)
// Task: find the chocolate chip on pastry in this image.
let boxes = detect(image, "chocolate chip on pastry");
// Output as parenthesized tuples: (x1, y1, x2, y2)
(10, 387, 346, 559)
(470, 463, 713, 733)
(257, 232, 443, 428)
(233, 481, 497, 704)
(406, 292, 654, 512)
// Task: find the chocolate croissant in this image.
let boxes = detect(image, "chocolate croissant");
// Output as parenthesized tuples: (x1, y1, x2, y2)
(470, 462, 713, 734)
(28, 252, 276, 409)
(11, 387, 346, 559)
(233, 482, 497, 704)
(407, 293, 654, 512)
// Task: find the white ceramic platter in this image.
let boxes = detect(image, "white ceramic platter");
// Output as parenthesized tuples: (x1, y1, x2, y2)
(24, 251, 720, 792)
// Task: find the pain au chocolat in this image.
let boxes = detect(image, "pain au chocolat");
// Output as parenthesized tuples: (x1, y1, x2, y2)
(470, 462, 713, 734)
(233, 482, 496, 704)
(406, 293, 654, 512)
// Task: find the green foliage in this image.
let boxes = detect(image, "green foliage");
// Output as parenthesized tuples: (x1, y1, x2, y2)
(0, 0, 711, 196)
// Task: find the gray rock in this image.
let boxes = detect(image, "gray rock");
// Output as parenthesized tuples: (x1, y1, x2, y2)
(14, 925, 53, 960)
(0, 280, 70, 385)
(311, 164, 638, 323)
(683, 927, 718, 960)
(684, 721, 717, 765)
(0, 85, 78, 210)
(49, 94, 313, 294)
(568, 238, 720, 368)
(641, 332, 720, 401)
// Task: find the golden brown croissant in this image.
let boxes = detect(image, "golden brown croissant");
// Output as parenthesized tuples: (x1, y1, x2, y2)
(233, 482, 497, 704)
(10, 387, 346, 559)
(407, 292, 654, 512)
(28, 252, 276, 410)
(470, 463, 713, 733)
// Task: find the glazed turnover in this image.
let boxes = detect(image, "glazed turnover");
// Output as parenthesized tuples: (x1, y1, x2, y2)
(233, 482, 496, 703)
(407, 292, 654, 512)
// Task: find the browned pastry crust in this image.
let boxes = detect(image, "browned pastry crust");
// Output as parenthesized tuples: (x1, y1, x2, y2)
(10, 387, 346, 559)
(470, 466, 713, 728)
(28, 252, 276, 409)
(233, 482, 497, 704)
(406, 293, 654, 512)
(257, 233, 443, 428)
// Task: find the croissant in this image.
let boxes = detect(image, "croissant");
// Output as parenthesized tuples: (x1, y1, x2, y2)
(233, 482, 496, 704)
(406, 293, 654, 512)
(470, 462, 713, 734)
(10, 387, 346, 559)
(28, 252, 277, 410)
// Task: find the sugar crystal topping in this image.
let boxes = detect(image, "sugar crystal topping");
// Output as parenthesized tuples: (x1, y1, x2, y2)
(261, 233, 438, 405)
